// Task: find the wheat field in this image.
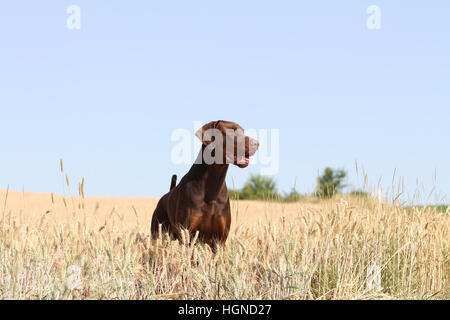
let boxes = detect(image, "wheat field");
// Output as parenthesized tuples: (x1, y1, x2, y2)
(0, 188, 448, 300)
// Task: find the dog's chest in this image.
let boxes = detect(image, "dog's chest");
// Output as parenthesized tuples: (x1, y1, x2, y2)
(188, 200, 230, 234)
(201, 199, 225, 214)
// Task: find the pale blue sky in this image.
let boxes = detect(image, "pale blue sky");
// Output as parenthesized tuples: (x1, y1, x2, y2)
(0, 1, 449, 204)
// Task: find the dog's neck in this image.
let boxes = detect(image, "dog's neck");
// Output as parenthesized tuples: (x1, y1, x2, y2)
(189, 145, 229, 202)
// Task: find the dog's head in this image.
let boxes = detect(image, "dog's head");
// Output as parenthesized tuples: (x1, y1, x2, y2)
(195, 120, 259, 168)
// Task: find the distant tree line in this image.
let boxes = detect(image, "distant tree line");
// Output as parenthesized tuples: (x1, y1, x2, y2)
(229, 168, 369, 202)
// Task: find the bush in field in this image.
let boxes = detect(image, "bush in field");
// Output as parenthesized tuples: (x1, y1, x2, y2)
(283, 187, 303, 202)
(228, 189, 241, 200)
(316, 167, 347, 198)
(241, 174, 279, 200)
(231, 175, 304, 202)
(349, 189, 370, 198)
(231, 174, 279, 200)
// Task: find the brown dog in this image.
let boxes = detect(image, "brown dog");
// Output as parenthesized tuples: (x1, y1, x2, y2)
(151, 120, 259, 250)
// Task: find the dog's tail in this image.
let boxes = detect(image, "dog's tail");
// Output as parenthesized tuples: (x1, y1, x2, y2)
(170, 174, 177, 191)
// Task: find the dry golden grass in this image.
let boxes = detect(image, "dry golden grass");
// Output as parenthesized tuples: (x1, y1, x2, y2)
(0, 189, 448, 299)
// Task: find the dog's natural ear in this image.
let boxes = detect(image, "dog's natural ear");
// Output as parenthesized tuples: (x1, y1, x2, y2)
(195, 121, 220, 145)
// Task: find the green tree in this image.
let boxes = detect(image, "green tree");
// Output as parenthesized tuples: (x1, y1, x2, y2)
(239, 174, 279, 200)
(316, 167, 347, 198)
